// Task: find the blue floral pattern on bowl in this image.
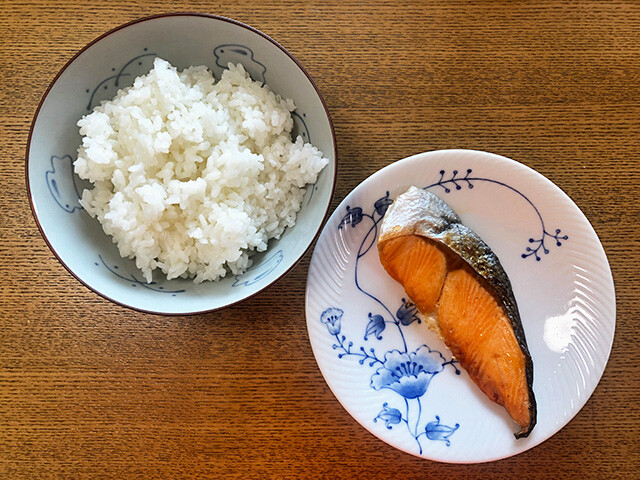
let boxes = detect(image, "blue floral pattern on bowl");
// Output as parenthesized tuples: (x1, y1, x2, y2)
(96, 255, 185, 295)
(85, 48, 157, 111)
(46, 155, 82, 213)
(233, 250, 284, 287)
(214, 44, 267, 84)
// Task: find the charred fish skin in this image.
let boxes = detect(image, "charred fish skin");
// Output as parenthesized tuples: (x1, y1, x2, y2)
(378, 186, 537, 438)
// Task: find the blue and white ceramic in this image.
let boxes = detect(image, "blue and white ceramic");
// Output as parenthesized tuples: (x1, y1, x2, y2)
(27, 13, 336, 314)
(306, 150, 615, 463)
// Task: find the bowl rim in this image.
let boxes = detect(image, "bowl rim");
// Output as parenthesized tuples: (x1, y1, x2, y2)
(25, 12, 338, 316)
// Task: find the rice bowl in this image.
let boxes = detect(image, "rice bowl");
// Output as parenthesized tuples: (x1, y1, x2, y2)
(26, 13, 336, 314)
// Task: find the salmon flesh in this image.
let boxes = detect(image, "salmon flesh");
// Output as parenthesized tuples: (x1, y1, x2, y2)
(377, 186, 536, 438)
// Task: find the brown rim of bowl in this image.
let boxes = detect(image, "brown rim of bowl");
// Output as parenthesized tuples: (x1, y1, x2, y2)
(25, 12, 338, 316)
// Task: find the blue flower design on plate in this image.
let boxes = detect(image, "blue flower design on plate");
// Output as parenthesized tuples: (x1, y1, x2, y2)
(370, 347, 445, 399)
(320, 169, 568, 453)
(320, 308, 343, 335)
(374, 403, 402, 429)
(396, 298, 420, 326)
(364, 313, 385, 340)
(321, 300, 459, 454)
(425, 415, 460, 446)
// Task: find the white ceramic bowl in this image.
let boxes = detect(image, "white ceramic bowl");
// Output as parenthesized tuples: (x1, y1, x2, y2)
(27, 13, 337, 314)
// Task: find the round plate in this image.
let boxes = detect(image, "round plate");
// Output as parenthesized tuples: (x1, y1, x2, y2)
(305, 149, 615, 463)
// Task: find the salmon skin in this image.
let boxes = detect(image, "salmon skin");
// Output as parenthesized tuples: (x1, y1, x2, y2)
(377, 186, 536, 438)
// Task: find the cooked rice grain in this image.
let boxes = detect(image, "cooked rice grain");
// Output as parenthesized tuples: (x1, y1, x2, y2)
(75, 58, 328, 283)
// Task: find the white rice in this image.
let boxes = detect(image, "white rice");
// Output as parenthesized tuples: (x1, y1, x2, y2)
(75, 58, 328, 283)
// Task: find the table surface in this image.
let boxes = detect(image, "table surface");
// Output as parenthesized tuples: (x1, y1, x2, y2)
(2, 1, 639, 478)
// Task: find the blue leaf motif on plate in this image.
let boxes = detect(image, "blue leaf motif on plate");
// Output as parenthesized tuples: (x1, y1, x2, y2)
(396, 298, 420, 326)
(338, 206, 363, 229)
(370, 347, 445, 399)
(425, 416, 460, 446)
(321, 307, 343, 335)
(430, 169, 568, 262)
(374, 191, 393, 216)
(364, 313, 385, 340)
(374, 402, 402, 429)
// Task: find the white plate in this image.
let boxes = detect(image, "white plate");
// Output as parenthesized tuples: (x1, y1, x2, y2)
(305, 150, 615, 463)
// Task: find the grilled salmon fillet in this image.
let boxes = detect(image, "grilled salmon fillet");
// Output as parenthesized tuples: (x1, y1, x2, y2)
(377, 186, 536, 438)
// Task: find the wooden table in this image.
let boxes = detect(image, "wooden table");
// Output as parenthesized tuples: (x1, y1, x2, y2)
(2, 1, 639, 478)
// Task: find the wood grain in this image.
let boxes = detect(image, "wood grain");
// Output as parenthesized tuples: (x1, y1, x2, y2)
(2, 1, 639, 478)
